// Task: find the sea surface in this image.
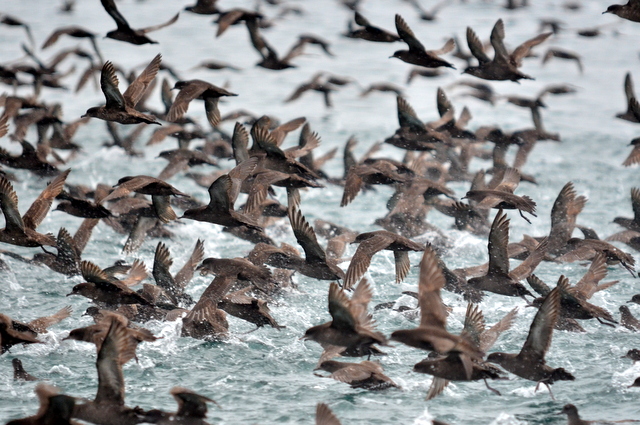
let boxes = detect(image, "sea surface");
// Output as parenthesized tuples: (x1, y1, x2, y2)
(1, 0, 640, 423)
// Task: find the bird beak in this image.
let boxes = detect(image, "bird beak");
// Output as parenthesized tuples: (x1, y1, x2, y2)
(66, 292, 74, 297)
(80, 114, 87, 118)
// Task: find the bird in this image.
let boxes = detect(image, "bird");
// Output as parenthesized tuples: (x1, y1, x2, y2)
(100, 0, 179, 45)
(344, 230, 424, 289)
(143, 387, 219, 424)
(6, 384, 76, 425)
(620, 305, 640, 331)
(314, 359, 398, 390)
(616, 73, 638, 123)
(303, 278, 388, 357)
(344, 12, 400, 42)
(82, 54, 162, 125)
(464, 168, 537, 223)
(12, 358, 38, 381)
(391, 14, 455, 69)
(0, 170, 69, 248)
(467, 210, 545, 299)
(391, 246, 484, 376)
(166, 80, 237, 128)
(486, 287, 575, 397)
(464, 19, 551, 82)
(604, 1, 640, 23)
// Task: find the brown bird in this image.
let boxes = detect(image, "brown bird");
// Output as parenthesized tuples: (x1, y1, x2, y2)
(100, 0, 179, 45)
(166, 80, 237, 128)
(486, 287, 575, 397)
(344, 230, 424, 289)
(465, 168, 537, 223)
(391, 14, 455, 69)
(391, 246, 484, 376)
(181, 158, 262, 230)
(67, 260, 152, 307)
(530, 275, 617, 327)
(41, 25, 103, 64)
(303, 279, 388, 357)
(416, 304, 517, 400)
(101, 174, 187, 223)
(542, 48, 583, 74)
(72, 317, 148, 425)
(0, 170, 69, 248)
(604, 1, 640, 23)
(612, 187, 640, 231)
(146, 387, 219, 424)
(616, 73, 638, 123)
(467, 210, 544, 299)
(620, 305, 640, 331)
(315, 359, 398, 390)
(82, 54, 162, 125)
(6, 384, 76, 425)
(464, 19, 551, 82)
(345, 12, 400, 42)
(12, 358, 38, 381)
(152, 240, 204, 305)
(197, 257, 272, 293)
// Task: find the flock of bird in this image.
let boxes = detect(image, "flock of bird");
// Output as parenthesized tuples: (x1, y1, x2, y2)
(2, 0, 640, 424)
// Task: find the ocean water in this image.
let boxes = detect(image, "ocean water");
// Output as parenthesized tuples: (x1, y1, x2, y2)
(1, 0, 640, 423)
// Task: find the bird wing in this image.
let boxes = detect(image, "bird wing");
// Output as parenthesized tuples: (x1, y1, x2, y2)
(95, 318, 134, 404)
(418, 246, 447, 329)
(287, 196, 327, 264)
(23, 169, 69, 230)
(328, 282, 357, 331)
(166, 81, 207, 122)
(489, 19, 510, 64)
(316, 403, 342, 425)
(519, 286, 560, 360)
(100, 61, 126, 110)
(28, 306, 73, 333)
(487, 210, 511, 276)
(343, 234, 390, 289)
(139, 12, 179, 34)
(174, 239, 205, 290)
(466, 26, 491, 65)
(395, 14, 425, 52)
(0, 177, 26, 233)
(100, 0, 132, 31)
(510, 32, 551, 67)
(123, 54, 161, 107)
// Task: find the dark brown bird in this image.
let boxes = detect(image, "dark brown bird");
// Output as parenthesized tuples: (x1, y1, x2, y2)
(416, 304, 517, 400)
(391, 14, 455, 69)
(184, 0, 220, 14)
(0, 170, 69, 248)
(344, 12, 400, 42)
(623, 348, 640, 362)
(152, 240, 204, 304)
(147, 387, 219, 424)
(486, 287, 575, 396)
(530, 275, 618, 327)
(12, 358, 38, 381)
(344, 230, 424, 289)
(612, 187, 640, 231)
(82, 55, 161, 125)
(303, 279, 388, 357)
(604, 1, 640, 23)
(102, 174, 187, 223)
(391, 246, 484, 375)
(100, 0, 179, 45)
(166, 80, 237, 128)
(218, 288, 284, 330)
(467, 210, 544, 298)
(315, 359, 398, 390)
(465, 168, 537, 223)
(542, 48, 583, 74)
(181, 158, 262, 230)
(197, 257, 272, 292)
(6, 384, 76, 425)
(616, 73, 638, 123)
(41, 25, 103, 63)
(464, 19, 551, 82)
(72, 317, 148, 425)
(67, 260, 152, 307)
(620, 305, 640, 331)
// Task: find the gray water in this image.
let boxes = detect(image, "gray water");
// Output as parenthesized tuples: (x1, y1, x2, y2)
(1, 0, 640, 423)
